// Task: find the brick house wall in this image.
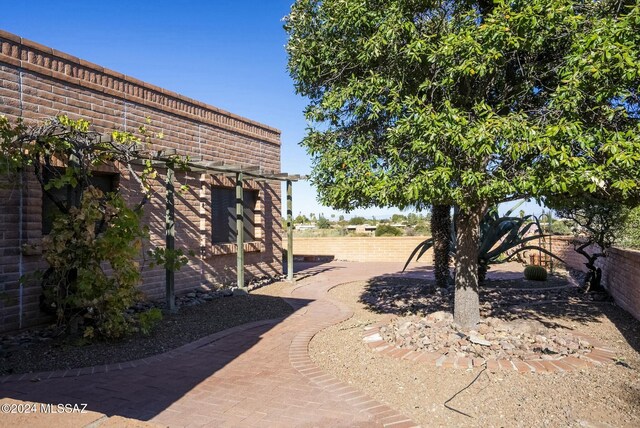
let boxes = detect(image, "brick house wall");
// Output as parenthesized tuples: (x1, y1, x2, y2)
(0, 30, 284, 332)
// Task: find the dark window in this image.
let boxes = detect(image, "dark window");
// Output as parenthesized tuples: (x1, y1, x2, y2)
(211, 187, 258, 243)
(42, 172, 118, 234)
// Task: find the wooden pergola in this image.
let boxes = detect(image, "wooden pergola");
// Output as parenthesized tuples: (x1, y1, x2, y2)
(127, 148, 305, 312)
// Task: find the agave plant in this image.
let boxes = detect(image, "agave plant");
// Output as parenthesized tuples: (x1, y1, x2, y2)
(404, 202, 564, 284)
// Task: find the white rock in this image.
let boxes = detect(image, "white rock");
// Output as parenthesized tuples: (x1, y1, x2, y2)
(469, 335, 492, 346)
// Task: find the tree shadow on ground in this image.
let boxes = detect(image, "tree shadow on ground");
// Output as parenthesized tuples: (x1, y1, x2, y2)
(359, 273, 640, 354)
(0, 294, 313, 421)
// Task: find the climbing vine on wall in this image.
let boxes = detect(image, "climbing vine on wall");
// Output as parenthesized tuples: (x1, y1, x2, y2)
(0, 115, 189, 339)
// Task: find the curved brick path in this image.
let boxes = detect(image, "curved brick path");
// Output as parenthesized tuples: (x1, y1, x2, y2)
(0, 262, 425, 428)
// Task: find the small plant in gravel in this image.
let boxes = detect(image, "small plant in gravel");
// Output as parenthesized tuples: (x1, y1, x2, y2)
(138, 308, 163, 336)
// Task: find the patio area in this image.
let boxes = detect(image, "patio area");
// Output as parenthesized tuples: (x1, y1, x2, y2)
(0, 262, 428, 428)
(1, 260, 638, 427)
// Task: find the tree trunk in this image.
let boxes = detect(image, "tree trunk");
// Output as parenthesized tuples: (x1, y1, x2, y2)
(575, 242, 606, 292)
(431, 205, 451, 288)
(454, 206, 483, 330)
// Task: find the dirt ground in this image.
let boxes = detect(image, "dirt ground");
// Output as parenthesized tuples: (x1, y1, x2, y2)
(309, 279, 640, 427)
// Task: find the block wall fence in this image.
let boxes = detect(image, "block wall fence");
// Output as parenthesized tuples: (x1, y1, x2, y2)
(295, 236, 434, 263)
(549, 236, 640, 321)
(0, 30, 284, 332)
(295, 236, 640, 321)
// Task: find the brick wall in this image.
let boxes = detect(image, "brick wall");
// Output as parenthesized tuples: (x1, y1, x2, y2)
(296, 235, 640, 321)
(0, 30, 284, 332)
(294, 237, 432, 263)
(551, 236, 640, 321)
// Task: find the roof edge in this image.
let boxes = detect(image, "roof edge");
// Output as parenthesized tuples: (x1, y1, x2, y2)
(0, 29, 282, 144)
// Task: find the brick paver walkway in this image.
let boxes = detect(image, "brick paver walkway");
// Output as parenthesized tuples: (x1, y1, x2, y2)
(1, 262, 426, 428)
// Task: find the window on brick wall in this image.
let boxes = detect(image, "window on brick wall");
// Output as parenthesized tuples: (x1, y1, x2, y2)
(211, 187, 258, 243)
(42, 171, 119, 234)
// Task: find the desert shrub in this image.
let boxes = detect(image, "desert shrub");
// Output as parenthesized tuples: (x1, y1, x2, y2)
(551, 195, 631, 291)
(404, 227, 417, 236)
(348, 216, 367, 225)
(317, 215, 331, 229)
(413, 224, 431, 236)
(375, 224, 403, 236)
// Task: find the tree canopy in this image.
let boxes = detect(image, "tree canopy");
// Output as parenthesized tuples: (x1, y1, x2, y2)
(286, 0, 640, 328)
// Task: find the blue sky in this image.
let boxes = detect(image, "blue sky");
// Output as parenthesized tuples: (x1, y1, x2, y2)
(1, 0, 544, 219)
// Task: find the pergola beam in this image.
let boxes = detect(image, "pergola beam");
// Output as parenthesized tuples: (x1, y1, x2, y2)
(133, 154, 304, 182)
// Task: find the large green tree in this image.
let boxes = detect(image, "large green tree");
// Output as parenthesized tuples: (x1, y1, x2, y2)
(285, 0, 640, 328)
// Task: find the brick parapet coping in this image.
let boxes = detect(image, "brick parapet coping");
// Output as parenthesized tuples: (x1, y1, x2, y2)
(0, 29, 281, 145)
(0, 317, 283, 384)
(362, 318, 617, 374)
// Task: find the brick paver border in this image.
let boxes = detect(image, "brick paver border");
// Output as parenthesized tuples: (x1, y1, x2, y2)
(284, 279, 420, 428)
(362, 318, 617, 373)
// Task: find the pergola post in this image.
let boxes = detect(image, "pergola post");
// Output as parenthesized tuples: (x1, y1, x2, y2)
(127, 152, 305, 294)
(286, 179, 294, 281)
(165, 163, 176, 312)
(236, 172, 245, 289)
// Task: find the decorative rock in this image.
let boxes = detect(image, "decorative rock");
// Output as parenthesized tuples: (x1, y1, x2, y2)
(535, 335, 547, 344)
(427, 311, 453, 323)
(477, 324, 490, 335)
(469, 335, 492, 346)
(379, 313, 594, 362)
(500, 341, 515, 351)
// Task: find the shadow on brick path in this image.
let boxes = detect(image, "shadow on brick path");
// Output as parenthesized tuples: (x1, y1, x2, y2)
(0, 261, 426, 427)
(0, 301, 312, 424)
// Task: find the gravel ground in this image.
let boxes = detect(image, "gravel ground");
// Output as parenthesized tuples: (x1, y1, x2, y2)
(0, 286, 293, 376)
(309, 278, 640, 427)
